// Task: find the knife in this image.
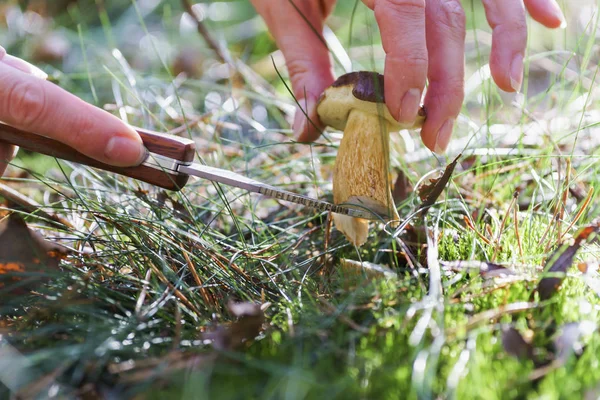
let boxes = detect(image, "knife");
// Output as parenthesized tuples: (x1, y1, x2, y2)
(0, 122, 378, 220)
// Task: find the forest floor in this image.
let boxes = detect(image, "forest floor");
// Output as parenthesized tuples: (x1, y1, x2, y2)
(1, 1, 600, 398)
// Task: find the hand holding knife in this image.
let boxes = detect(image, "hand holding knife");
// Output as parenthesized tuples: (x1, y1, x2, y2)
(0, 122, 377, 220)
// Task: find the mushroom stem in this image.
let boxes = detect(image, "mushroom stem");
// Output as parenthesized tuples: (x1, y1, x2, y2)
(316, 71, 424, 247)
(332, 109, 400, 246)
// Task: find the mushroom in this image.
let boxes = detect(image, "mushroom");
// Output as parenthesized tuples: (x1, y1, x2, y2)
(316, 71, 425, 246)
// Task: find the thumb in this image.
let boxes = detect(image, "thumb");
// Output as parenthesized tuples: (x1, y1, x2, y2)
(252, 0, 336, 141)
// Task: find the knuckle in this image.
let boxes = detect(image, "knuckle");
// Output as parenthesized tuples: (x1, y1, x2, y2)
(425, 82, 464, 113)
(444, 86, 465, 105)
(440, 1, 466, 29)
(286, 59, 315, 96)
(388, 54, 428, 69)
(494, 18, 527, 40)
(435, 1, 466, 41)
(381, 0, 425, 10)
(5, 79, 47, 128)
(511, 19, 528, 35)
(375, 0, 425, 20)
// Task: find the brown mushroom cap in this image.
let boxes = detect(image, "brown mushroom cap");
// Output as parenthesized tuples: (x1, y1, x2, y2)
(317, 71, 425, 131)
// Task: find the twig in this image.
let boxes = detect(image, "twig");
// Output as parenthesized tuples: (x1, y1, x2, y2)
(557, 158, 571, 244)
(173, 303, 182, 350)
(463, 215, 492, 246)
(181, 0, 226, 64)
(560, 186, 594, 241)
(135, 268, 152, 317)
(181, 243, 214, 307)
(147, 260, 202, 316)
(0, 181, 72, 228)
(513, 191, 524, 260)
(493, 193, 517, 261)
(462, 302, 538, 332)
(318, 298, 369, 334)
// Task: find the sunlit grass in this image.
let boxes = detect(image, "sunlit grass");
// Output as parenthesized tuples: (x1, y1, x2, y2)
(1, 1, 600, 398)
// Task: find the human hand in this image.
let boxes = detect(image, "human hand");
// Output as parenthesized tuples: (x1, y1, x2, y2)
(0, 46, 146, 176)
(251, 0, 566, 153)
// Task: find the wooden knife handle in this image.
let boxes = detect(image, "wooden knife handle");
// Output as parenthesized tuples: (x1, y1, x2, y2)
(0, 123, 196, 191)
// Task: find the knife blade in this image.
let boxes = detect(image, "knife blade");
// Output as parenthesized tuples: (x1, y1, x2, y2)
(177, 163, 377, 220)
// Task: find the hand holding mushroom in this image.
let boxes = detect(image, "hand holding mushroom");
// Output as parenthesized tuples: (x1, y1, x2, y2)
(251, 0, 567, 152)
(317, 72, 424, 245)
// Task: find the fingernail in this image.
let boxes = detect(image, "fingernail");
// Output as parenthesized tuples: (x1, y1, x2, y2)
(559, 13, 567, 29)
(434, 119, 454, 154)
(2, 55, 48, 80)
(553, 3, 567, 29)
(510, 54, 524, 93)
(104, 136, 148, 166)
(400, 88, 422, 122)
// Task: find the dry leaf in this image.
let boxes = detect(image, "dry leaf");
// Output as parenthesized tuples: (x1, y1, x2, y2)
(392, 169, 413, 203)
(502, 326, 534, 360)
(0, 214, 68, 295)
(538, 225, 599, 300)
(203, 301, 265, 351)
(418, 154, 461, 211)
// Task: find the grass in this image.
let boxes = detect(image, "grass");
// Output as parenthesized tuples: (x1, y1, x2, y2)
(2, 0, 600, 398)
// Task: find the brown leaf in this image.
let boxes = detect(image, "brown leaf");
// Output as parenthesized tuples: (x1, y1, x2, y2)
(502, 326, 534, 360)
(203, 301, 265, 351)
(392, 170, 413, 203)
(0, 214, 68, 295)
(418, 154, 461, 211)
(156, 191, 170, 207)
(172, 199, 194, 224)
(538, 225, 599, 301)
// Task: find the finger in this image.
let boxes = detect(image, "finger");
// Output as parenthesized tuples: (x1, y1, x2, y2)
(481, 0, 528, 92)
(0, 46, 48, 80)
(421, 0, 466, 153)
(0, 144, 17, 176)
(0, 63, 146, 167)
(366, 0, 428, 124)
(251, 0, 336, 141)
(524, 0, 566, 28)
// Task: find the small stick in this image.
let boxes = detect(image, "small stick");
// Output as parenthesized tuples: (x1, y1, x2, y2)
(0, 181, 72, 228)
(181, 0, 227, 64)
(513, 191, 524, 259)
(135, 268, 152, 317)
(463, 215, 493, 246)
(148, 260, 201, 315)
(173, 303, 182, 350)
(318, 298, 369, 334)
(557, 158, 572, 244)
(181, 244, 214, 307)
(560, 186, 595, 241)
(493, 193, 517, 261)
